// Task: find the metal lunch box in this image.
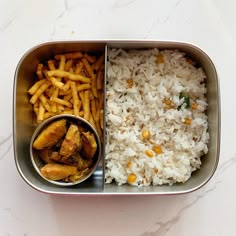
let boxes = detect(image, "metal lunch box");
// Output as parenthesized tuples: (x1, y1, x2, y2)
(13, 40, 220, 195)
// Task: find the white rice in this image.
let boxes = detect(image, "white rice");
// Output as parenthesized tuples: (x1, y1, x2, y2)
(105, 48, 209, 186)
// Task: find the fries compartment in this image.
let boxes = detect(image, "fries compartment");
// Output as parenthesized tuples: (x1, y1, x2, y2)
(13, 41, 106, 194)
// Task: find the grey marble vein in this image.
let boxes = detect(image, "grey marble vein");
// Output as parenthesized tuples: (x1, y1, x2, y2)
(0, 16, 16, 32)
(0, 143, 12, 160)
(139, 183, 220, 236)
(139, 153, 236, 236)
(214, 154, 236, 177)
(112, 0, 138, 9)
(144, 0, 184, 38)
(0, 134, 12, 147)
(49, 0, 70, 39)
(144, 17, 160, 39)
(0, 134, 12, 160)
(175, 0, 182, 7)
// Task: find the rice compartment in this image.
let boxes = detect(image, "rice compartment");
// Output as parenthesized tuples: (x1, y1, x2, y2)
(105, 48, 209, 186)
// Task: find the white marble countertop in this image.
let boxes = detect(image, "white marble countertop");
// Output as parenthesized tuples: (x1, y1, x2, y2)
(0, 0, 235, 235)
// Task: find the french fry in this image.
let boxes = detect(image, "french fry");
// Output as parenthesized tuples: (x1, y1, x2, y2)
(61, 109, 74, 115)
(77, 100, 82, 113)
(79, 111, 84, 117)
(80, 70, 88, 77)
(63, 93, 72, 101)
(39, 94, 51, 112)
(81, 58, 95, 80)
(55, 52, 83, 60)
(99, 64, 105, 71)
(57, 104, 65, 112)
(28, 79, 47, 95)
(76, 83, 91, 92)
(30, 81, 51, 104)
(89, 89, 95, 100)
(95, 99, 99, 120)
(34, 100, 39, 108)
(42, 69, 49, 79)
(48, 77, 65, 90)
(95, 108, 100, 122)
(95, 120, 102, 140)
(96, 70, 103, 90)
(78, 91, 84, 108)
(91, 99, 96, 121)
(62, 80, 71, 91)
(89, 112, 96, 128)
(69, 97, 73, 104)
(84, 53, 96, 63)
(100, 109, 104, 129)
(81, 57, 98, 98)
(50, 87, 59, 112)
(75, 61, 83, 74)
(97, 90, 104, 109)
(44, 112, 55, 120)
(93, 54, 105, 71)
(33, 101, 39, 115)
(47, 60, 56, 70)
(47, 70, 91, 83)
(36, 64, 44, 80)
(37, 102, 45, 123)
(59, 89, 71, 96)
(64, 59, 73, 72)
(69, 67, 74, 73)
(91, 75, 98, 98)
(83, 90, 90, 120)
(45, 86, 55, 98)
(70, 81, 80, 116)
(50, 97, 72, 108)
(59, 55, 66, 71)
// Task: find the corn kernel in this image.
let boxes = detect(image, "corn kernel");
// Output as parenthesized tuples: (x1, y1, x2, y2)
(184, 117, 192, 125)
(156, 54, 165, 64)
(127, 161, 132, 168)
(127, 173, 137, 183)
(163, 99, 172, 106)
(142, 130, 150, 140)
(145, 150, 154, 158)
(191, 103, 198, 110)
(152, 145, 163, 154)
(127, 79, 133, 88)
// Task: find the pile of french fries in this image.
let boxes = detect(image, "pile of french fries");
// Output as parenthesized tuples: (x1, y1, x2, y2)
(28, 51, 105, 139)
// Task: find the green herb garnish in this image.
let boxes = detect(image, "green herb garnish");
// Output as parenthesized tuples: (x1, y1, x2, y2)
(178, 93, 190, 110)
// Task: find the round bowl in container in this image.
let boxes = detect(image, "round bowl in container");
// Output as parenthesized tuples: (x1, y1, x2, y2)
(30, 114, 102, 186)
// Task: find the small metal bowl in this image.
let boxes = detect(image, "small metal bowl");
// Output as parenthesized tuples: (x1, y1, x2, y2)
(30, 114, 102, 186)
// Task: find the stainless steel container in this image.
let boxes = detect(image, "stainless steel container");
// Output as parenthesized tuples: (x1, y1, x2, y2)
(13, 40, 220, 195)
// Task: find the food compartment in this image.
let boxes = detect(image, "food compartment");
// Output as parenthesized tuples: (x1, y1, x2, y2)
(13, 41, 106, 194)
(13, 40, 220, 195)
(104, 41, 220, 194)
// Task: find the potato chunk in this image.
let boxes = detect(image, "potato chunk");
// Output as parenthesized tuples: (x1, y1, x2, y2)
(40, 163, 77, 181)
(39, 149, 56, 164)
(33, 119, 67, 150)
(81, 131, 97, 159)
(59, 124, 82, 159)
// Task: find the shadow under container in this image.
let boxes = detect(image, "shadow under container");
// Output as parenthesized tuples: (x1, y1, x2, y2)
(13, 40, 220, 195)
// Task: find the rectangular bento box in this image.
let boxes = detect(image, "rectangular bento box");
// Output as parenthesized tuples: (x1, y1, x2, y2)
(13, 40, 220, 195)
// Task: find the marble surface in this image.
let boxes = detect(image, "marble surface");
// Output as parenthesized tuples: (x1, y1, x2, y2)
(0, 0, 235, 235)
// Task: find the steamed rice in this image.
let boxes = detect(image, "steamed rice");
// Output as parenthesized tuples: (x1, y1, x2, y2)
(105, 48, 209, 186)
